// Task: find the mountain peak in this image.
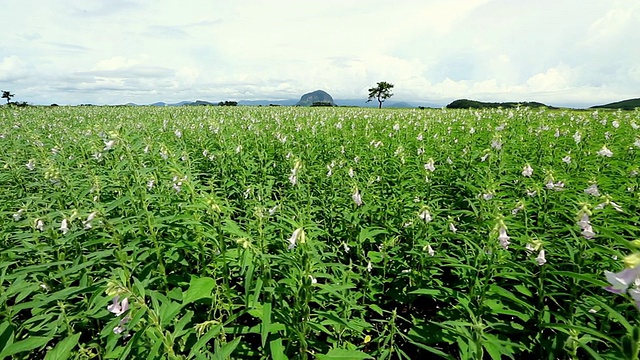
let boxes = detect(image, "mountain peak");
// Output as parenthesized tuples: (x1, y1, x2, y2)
(296, 90, 336, 106)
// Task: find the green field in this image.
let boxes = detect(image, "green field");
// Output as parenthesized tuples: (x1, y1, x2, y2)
(1, 106, 640, 359)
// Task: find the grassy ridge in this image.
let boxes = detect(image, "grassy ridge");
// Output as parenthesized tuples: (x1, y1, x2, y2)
(1, 106, 640, 359)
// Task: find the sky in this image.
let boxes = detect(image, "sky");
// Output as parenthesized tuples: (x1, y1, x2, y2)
(1, 0, 639, 107)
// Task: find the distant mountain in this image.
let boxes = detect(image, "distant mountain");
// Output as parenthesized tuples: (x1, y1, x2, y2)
(238, 99, 298, 106)
(387, 102, 413, 108)
(591, 98, 640, 110)
(296, 90, 336, 106)
(446, 99, 556, 109)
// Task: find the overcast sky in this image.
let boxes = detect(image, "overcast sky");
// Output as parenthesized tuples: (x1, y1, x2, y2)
(1, 0, 639, 107)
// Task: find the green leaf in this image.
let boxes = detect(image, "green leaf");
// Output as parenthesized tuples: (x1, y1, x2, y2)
(0, 322, 14, 354)
(183, 277, 216, 305)
(269, 338, 288, 360)
(0, 336, 51, 358)
(45, 333, 81, 360)
(316, 348, 374, 360)
(261, 302, 272, 348)
(212, 337, 242, 360)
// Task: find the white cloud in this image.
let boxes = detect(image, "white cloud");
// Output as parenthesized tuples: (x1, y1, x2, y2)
(0, 0, 638, 106)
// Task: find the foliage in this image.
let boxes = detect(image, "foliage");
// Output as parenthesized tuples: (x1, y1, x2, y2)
(367, 82, 394, 109)
(2, 90, 15, 105)
(1, 106, 640, 359)
(310, 102, 334, 107)
(447, 99, 554, 109)
(591, 98, 640, 111)
(217, 101, 238, 107)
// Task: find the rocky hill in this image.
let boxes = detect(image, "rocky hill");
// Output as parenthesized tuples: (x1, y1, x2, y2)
(295, 90, 336, 107)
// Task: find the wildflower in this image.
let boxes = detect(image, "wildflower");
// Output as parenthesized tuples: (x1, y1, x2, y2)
(604, 265, 640, 294)
(268, 205, 278, 216)
(562, 155, 572, 164)
(60, 218, 69, 234)
(107, 296, 130, 316)
(26, 159, 35, 170)
(491, 139, 502, 150)
(83, 212, 97, 229)
(612, 120, 620, 128)
(497, 225, 510, 250)
(417, 133, 423, 141)
(103, 140, 116, 151)
(287, 228, 305, 250)
(147, 179, 155, 190)
(235, 145, 242, 153)
(343, 243, 351, 253)
(348, 168, 355, 178)
(480, 153, 490, 162)
(526, 189, 537, 197)
(13, 209, 24, 221)
(144, 145, 150, 154)
(536, 250, 546, 266)
(366, 261, 373, 272)
(352, 188, 363, 206)
(424, 158, 435, 172)
(35, 219, 44, 232)
(424, 244, 435, 256)
(597, 145, 613, 157)
(113, 316, 131, 335)
(159, 149, 169, 160)
(522, 164, 533, 177)
(512, 202, 524, 215)
(482, 193, 494, 201)
(418, 209, 432, 223)
(578, 212, 595, 239)
(449, 223, 457, 233)
(308, 275, 318, 285)
(584, 184, 600, 197)
(174, 129, 182, 138)
(573, 131, 582, 144)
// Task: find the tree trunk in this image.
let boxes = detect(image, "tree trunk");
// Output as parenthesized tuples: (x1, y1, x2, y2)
(378, 96, 382, 109)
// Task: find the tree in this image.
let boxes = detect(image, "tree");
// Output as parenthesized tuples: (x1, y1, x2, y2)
(367, 82, 394, 109)
(2, 90, 15, 105)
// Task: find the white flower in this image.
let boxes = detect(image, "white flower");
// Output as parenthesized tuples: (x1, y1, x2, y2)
(426, 244, 435, 256)
(26, 159, 35, 170)
(634, 138, 640, 148)
(287, 228, 304, 250)
(449, 223, 457, 233)
(60, 218, 69, 235)
(83, 212, 97, 229)
(562, 155, 572, 164)
(612, 120, 620, 128)
(268, 205, 278, 216)
(107, 296, 130, 317)
(522, 164, 533, 177)
(235, 145, 242, 153)
(35, 219, 44, 231)
(13, 209, 24, 221)
(491, 139, 502, 150)
(147, 179, 155, 190)
(352, 189, 363, 206)
(526, 189, 537, 197)
(103, 140, 116, 151)
(584, 184, 600, 197)
(424, 158, 435, 172)
(174, 129, 182, 138)
(308, 275, 318, 285)
(482, 193, 494, 201)
(536, 250, 546, 266)
(573, 131, 582, 144)
(113, 316, 130, 335)
(480, 153, 490, 162)
(144, 145, 150, 154)
(343, 243, 350, 253)
(597, 145, 613, 157)
(512, 203, 524, 215)
(348, 168, 355, 178)
(498, 226, 510, 250)
(366, 261, 373, 272)
(418, 209, 432, 222)
(417, 133, 423, 141)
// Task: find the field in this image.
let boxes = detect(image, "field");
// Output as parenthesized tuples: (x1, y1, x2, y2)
(1, 105, 640, 359)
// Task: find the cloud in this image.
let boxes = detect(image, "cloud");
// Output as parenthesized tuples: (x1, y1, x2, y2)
(0, 0, 638, 106)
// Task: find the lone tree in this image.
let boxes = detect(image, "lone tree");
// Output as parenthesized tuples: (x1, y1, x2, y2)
(2, 90, 14, 105)
(367, 81, 394, 109)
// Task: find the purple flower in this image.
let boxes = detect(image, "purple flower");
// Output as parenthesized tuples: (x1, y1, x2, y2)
(107, 296, 129, 316)
(604, 265, 640, 294)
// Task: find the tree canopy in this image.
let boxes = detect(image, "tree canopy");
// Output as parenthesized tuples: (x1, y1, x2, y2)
(2, 90, 15, 104)
(367, 82, 394, 109)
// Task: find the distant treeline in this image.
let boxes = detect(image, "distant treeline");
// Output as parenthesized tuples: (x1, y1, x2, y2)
(446, 99, 557, 109)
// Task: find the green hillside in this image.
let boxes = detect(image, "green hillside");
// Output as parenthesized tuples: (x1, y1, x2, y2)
(446, 99, 556, 109)
(591, 98, 640, 110)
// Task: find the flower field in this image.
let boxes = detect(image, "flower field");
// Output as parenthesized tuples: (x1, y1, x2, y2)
(1, 105, 640, 359)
